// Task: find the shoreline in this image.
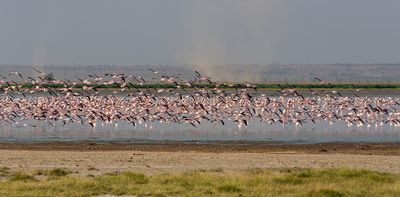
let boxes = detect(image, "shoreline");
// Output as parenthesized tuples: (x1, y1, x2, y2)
(9, 82, 400, 91)
(1, 142, 399, 155)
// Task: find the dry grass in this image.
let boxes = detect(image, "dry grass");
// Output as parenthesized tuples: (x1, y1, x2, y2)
(0, 167, 399, 196)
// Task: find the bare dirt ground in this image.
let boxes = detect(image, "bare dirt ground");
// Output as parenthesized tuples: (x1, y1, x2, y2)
(1, 142, 400, 175)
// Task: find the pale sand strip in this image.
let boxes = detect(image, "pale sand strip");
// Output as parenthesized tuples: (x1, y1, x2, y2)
(1, 150, 400, 175)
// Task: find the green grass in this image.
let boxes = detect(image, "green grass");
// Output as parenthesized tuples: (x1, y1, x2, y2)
(34, 168, 72, 177)
(0, 168, 400, 196)
(8, 172, 36, 182)
(0, 167, 10, 177)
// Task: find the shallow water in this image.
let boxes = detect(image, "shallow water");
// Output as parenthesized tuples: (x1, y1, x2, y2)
(1, 115, 400, 144)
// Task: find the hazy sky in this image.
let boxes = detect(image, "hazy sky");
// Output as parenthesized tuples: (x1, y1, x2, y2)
(1, 0, 400, 65)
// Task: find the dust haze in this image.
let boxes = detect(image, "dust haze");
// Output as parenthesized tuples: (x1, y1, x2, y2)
(180, 1, 284, 82)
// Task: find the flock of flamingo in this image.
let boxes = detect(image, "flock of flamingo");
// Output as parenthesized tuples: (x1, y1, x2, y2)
(0, 67, 400, 130)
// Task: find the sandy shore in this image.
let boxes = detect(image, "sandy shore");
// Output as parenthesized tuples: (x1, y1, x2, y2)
(1, 142, 400, 175)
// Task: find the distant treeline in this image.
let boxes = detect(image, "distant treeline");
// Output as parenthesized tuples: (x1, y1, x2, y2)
(12, 83, 400, 90)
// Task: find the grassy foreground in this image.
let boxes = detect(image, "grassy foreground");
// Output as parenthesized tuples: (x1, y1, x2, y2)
(0, 167, 400, 196)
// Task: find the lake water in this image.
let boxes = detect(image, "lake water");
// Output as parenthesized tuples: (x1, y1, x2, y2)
(1, 120, 400, 144)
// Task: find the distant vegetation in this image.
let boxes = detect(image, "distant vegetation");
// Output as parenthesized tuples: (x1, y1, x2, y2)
(13, 82, 400, 90)
(0, 167, 399, 196)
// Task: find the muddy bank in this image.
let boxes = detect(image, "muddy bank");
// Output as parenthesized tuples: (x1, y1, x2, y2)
(0, 142, 400, 155)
